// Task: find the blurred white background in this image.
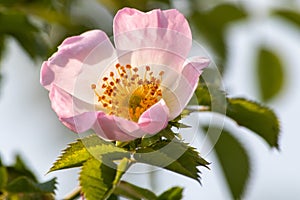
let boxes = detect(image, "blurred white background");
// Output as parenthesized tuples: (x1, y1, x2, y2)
(1, 0, 300, 199)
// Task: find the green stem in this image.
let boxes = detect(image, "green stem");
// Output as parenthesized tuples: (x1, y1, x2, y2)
(148, 165, 157, 192)
(64, 187, 81, 200)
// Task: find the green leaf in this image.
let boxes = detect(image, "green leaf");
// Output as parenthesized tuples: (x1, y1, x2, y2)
(194, 82, 213, 107)
(5, 177, 56, 200)
(194, 84, 280, 148)
(97, 0, 148, 13)
(0, 155, 56, 199)
(257, 48, 284, 101)
(5, 155, 37, 183)
(158, 187, 183, 200)
(107, 193, 119, 200)
(0, 167, 8, 189)
(98, 0, 171, 14)
(49, 139, 92, 172)
(168, 112, 192, 129)
(113, 181, 157, 200)
(195, 78, 227, 114)
(49, 134, 130, 172)
(190, 4, 247, 66)
(0, 11, 48, 59)
(12, 155, 37, 182)
(6, 176, 56, 193)
(18, 4, 74, 27)
(80, 157, 131, 200)
(139, 128, 176, 149)
(226, 98, 280, 148)
(35, 178, 57, 193)
(273, 9, 300, 27)
(205, 126, 250, 199)
(134, 138, 209, 183)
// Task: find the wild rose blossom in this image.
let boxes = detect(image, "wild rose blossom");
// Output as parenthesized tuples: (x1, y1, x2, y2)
(40, 8, 209, 141)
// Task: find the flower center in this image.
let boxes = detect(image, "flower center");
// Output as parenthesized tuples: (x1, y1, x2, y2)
(91, 63, 164, 122)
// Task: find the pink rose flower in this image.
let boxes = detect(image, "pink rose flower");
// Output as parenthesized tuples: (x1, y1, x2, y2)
(40, 8, 209, 141)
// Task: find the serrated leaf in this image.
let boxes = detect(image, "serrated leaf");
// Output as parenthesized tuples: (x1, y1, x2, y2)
(113, 181, 157, 200)
(194, 84, 280, 148)
(134, 138, 209, 183)
(158, 186, 183, 200)
(227, 98, 280, 148)
(190, 4, 247, 68)
(80, 157, 131, 200)
(49, 134, 130, 172)
(0, 167, 8, 189)
(49, 139, 91, 172)
(257, 48, 284, 101)
(139, 128, 175, 148)
(205, 126, 250, 199)
(169, 113, 192, 129)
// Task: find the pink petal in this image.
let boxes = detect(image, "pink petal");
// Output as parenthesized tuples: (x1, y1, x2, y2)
(93, 114, 144, 141)
(138, 99, 169, 134)
(49, 84, 98, 133)
(113, 8, 192, 72)
(164, 57, 210, 119)
(61, 112, 97, 133)
(114, 8, 191, 40)
(49, 81, 169, 141)
(92, 99, 169, 141)
(181, 57, 210, 89)
(40, 30, 115, 94)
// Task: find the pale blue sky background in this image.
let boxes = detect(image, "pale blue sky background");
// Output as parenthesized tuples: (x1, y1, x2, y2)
(0, 0, 300, 199)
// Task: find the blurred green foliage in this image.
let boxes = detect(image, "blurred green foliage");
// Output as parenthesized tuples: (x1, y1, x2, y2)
(0, 155, 56, 199)
(204, 126, 250, 199)
(0, 0, 298, 199)
(190, 4, 247, 71)
(257, 48, 285, 102)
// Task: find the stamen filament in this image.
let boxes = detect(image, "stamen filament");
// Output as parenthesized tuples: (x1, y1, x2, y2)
(92, 63, 164, 122)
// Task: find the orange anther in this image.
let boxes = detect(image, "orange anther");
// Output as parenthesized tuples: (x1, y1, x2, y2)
(91, 84, 96, 89)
